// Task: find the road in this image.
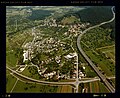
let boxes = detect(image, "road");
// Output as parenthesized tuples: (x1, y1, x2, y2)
(7, 65, 115, 93)
(7, 6, 115, 93)
(77, 6, 115, 93)
(74, 52, 79, 93)
(7, 66, 74, 85)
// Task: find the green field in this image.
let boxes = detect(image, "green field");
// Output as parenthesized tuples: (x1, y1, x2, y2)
(6, 31, 34, 67)
(6, 73, 17, 93)
(83, 64, 97, 78)
(36, 26, 68, 40)
(7, 70, 73, 93)
(89, 81, 109, 93)
(98, 82, 110, 93)
(21, 66, 41, 80)
(6, 37, 18, 67)
(85, 50, 115, 76)
(61, 15, 80, 25)
(96, 45, 115, 62)
(12, 80, 58, 93)
(6, 52, 18, 67)
(81, 26, 115, 76)
(78, 50, 97, 78)
(79, 81, 109, 93)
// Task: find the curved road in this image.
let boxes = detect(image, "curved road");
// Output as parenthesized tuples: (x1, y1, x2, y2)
(77, 6, 115, 93)
(7, 66, 106, 85)
(6, 6, 115, 93)
(7, 66, 74, 85)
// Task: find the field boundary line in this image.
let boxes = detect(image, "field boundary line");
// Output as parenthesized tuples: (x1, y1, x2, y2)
(10, 78, 18, 93)
(96, 45, 115, 50)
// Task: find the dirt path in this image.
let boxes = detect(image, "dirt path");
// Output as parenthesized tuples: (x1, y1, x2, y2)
(96, 45, 115, 50)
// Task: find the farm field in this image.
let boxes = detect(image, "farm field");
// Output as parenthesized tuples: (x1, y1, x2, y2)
(57, 85, 73, 93)
(21, 66, 40, 80)
(96, 45, 115, 64)
(12, 80, 58, 93)
(79, 81, 109, 93)
(6, 51, 18, 67)
(6, 31, 34, 67)
(6, 71, 17, 93)
(85, 46, 115, 76)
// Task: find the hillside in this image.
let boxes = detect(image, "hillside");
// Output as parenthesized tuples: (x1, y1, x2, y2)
(101, 20, 115, 40)
(28, 10, 54, 20)
(75, 6, 113, 25)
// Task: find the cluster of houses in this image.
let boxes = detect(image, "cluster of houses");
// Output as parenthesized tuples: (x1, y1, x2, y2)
(23, 35, 87, 80)
(64, 23, 90, 37)
(38, 68, 71, 80)
(37, 67, 86, 80)
(35, 37, 66, 54)
(22, 17, 89, 81)
(79, 69, 86, 79)
(40, 17, 89, 31)
(23, 42, 34, 62)
(43, 18, 58, 27)
(43, 71, 56, 80)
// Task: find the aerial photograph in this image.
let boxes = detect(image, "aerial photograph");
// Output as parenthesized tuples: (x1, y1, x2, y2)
(6, 6, 115, 93)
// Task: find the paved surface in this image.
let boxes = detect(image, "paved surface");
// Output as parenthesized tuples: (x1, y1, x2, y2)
(77, 6, 115, 93)
(7, 65, 115, 92)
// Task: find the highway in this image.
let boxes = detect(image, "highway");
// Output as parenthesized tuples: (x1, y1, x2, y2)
(6, 6, 115, 93)
(7, 65, 115, 93)
(7, 66, 74, 86)
(77, 6, 115, 93)
(7, 66, 115, 85)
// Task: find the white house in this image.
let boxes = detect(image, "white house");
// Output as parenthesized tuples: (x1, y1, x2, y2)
(23, 50, 29, 62)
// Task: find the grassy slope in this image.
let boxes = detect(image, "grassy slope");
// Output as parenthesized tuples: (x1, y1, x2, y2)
(61, 15, 79, 25)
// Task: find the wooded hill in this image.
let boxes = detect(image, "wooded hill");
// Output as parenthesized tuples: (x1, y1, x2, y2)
(75, 6, 113, 25)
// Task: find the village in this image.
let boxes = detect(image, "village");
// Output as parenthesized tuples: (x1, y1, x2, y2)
(21, 17, 90, 81)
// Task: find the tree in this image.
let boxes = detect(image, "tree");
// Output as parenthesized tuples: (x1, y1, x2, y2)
(24, 87, 28, 90)
(80, 83, 84, 88)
